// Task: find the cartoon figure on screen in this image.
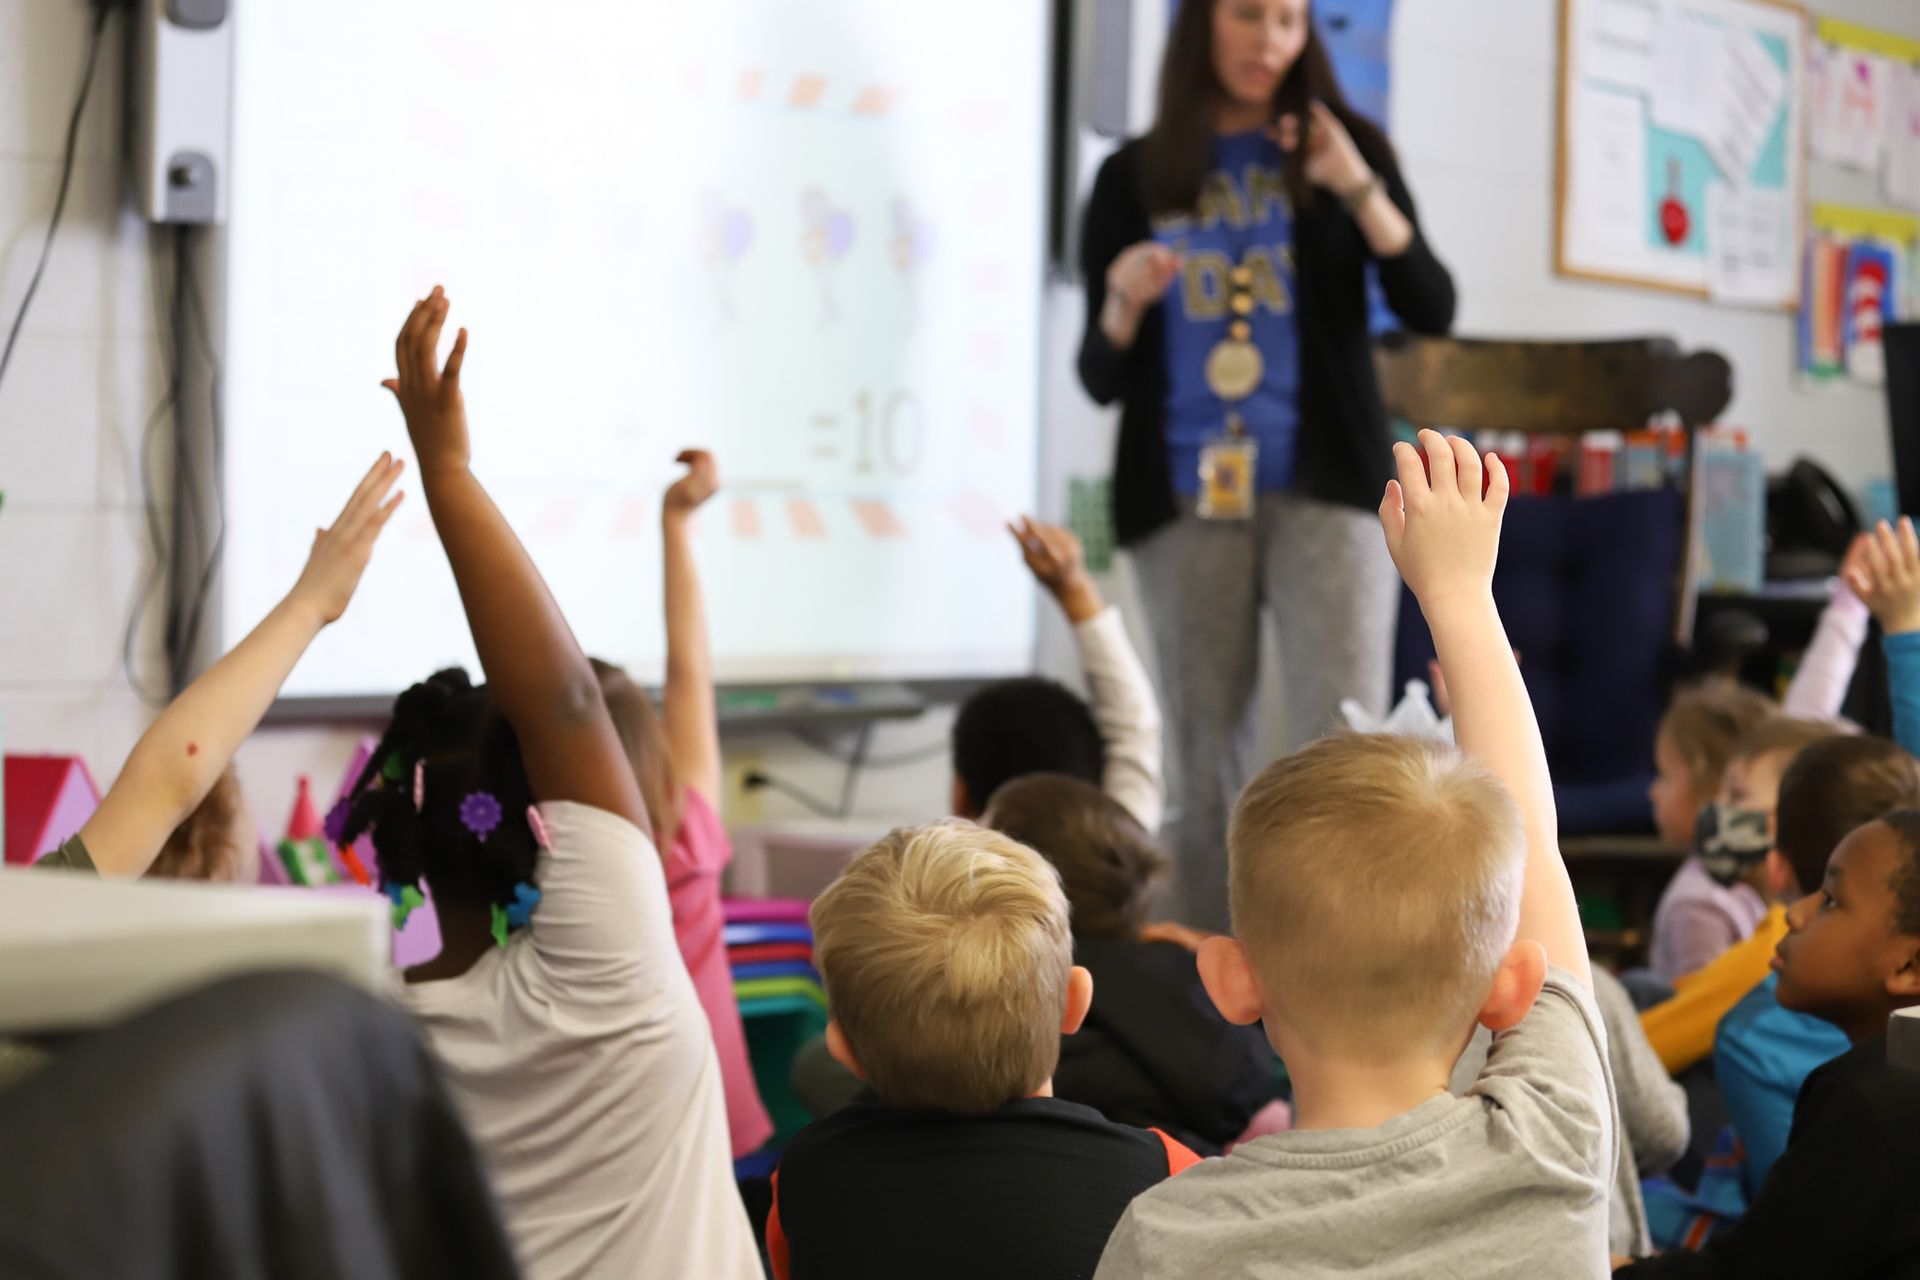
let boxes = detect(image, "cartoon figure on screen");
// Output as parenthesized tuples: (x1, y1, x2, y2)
(890, 195, 936, 322)
(700, 189, 754, 326)
(801, 187, 856, 324)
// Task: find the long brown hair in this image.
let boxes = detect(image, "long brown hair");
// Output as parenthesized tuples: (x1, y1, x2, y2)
(591, 658, 685, 851)
(1140, 0, 1395, 217)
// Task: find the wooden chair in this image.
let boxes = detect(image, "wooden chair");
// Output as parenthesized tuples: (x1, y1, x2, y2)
(1373, 333, 1735, 965)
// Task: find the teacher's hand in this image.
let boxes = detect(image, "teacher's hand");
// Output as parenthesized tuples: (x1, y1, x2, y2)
(1106, 241, 1183, 316)
(1275, 101, 1372, 198)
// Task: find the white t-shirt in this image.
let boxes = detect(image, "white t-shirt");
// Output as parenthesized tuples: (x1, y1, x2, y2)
(398, 801, 760, 1280)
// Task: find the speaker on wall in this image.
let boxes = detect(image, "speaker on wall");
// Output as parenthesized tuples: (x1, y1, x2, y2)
(129, 0, 234, 224)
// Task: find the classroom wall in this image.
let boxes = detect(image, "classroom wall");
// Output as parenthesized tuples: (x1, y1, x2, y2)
(1388, 0, 1918, 498)
(6, 0, 1920, 839)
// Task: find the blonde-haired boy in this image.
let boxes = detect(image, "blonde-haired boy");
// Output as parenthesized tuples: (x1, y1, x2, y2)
(1096, 431, 1617, 1279)
(766, 821, 1199, 1280)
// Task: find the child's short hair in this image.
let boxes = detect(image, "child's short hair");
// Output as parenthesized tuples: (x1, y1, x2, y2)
(148, 765, 246, 882)
(810, 821, 1072, 1115)
(1729, 717, 1840, 774)
(1882, 811, 1920, 937)
(1775, 737, 1920, 897)
(1660, 683, 1778, 792)
(1229, 733, 1524, 1061)
(981, 773, 1167, 939)
(951, 678, 1104, 813)
(590, 659, 684, 849)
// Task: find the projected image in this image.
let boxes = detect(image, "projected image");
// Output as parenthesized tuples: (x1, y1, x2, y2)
(223, 0, 1048, 696)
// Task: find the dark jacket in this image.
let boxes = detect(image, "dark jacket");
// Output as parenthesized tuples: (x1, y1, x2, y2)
(1620, 1035, 1920, 1278)
(1052, 935, 1276, 1155)
(0, 970, 519, 1280)
(1076, 119, 1457, 545)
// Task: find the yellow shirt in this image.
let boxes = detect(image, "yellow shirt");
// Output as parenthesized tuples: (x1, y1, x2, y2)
(1641, 903, 1788, 1075)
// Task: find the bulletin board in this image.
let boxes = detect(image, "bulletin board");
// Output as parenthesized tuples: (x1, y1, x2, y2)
(1557, 0, 1808, 308)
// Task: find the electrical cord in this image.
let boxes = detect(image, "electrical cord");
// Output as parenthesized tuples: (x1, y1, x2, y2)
(743, 771, 848, 821)
(0, 1, 112, 393)
(168, 227, 225, 691)
(793, 725, 950, 770)
(123, 229, 183, 706)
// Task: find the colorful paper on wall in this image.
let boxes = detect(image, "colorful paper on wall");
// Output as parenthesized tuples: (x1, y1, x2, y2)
(1811, 45, 1889, 170)
(1885, 62, 1920, 213)
(1798, 205, 1920, 387)
(1842, 241, 1897, 384)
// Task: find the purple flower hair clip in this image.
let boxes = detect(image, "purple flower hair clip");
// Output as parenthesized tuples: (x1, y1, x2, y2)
(459, 791, 503, 842)
(321, 797, 351, 846)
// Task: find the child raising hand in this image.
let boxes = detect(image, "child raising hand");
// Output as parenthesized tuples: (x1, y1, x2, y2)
(347, 289, 759, 1280)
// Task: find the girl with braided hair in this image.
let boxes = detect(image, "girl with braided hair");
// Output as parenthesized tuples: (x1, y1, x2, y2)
(356, 288, 758, 1280)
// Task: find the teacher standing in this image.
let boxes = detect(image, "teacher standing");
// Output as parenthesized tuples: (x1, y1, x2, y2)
(1076, 0, 1456, 932)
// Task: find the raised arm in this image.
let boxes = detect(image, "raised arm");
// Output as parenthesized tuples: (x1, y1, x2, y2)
(1847, 517, 1920, 757)
(661, 449, 723, 805)
(382, 288, 645, 830)
(76, 455, 404, 877)
(1011, 516, 1165, 833)
(1380, 430, 1588, 987)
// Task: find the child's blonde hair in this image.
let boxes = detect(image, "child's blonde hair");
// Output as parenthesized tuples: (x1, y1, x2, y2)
(1229, 733, 1524, 1062)
(1660, 682, 1777, 795)
(149, 765, 248, 882)
(810, 820, 1072, 1115)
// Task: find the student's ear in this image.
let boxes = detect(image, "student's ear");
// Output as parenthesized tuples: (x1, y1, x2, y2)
(950, 775, 977, 820)
(1197, 936, 1265, 1026)
(1884, 936, 1920, 1003)
(1478, 940, 1548, 1033)
(1763, 849, 1800, 902)
(1061, 964, 1094, 1036)
(825, 1020, 866, 1080)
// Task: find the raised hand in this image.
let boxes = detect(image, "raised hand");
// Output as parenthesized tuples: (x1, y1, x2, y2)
(287, 453, 405, 624)
(1010, 515, 1103, 625)
(381, 285, 471, 476)
(665, 449, 721, 519)
(1275, 101, 1372, 196)
(1379, 429, 1508, 612)
(1848, 517, 1920, 636)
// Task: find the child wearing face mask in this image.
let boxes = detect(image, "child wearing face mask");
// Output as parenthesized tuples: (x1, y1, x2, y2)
(1641, 719, 1841, 1075)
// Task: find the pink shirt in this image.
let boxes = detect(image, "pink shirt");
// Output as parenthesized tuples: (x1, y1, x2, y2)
(668, 788, 774, 1159)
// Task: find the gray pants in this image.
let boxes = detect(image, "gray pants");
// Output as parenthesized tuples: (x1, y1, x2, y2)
(1130, 492, 1400, 933)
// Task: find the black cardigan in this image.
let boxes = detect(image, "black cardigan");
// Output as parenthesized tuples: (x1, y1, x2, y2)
(1076, 121, 1457, 546)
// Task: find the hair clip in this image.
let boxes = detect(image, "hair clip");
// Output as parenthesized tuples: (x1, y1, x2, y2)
(460, 791, 503, 843)
(381, 752, 406, 782)
(385, 882, 426, 930)
(490, 903, 510, 949)
(526, 805, 551, 850)
(413, 759, 426, 813)
(505, 882, 542, 929)
(338, 843, 373, 887)
(322, 797, 351, 846)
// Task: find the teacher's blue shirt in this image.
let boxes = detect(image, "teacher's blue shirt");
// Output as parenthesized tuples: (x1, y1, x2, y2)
(1153, 129, 1301, 495)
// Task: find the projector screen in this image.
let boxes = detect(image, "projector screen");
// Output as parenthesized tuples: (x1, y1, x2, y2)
(223, 0, 1048, 699)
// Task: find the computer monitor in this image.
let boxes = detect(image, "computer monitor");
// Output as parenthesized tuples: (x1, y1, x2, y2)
(1887, 323, 1920, 520)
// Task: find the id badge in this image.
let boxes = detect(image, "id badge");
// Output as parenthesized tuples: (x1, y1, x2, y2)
(1198, 436, 1258, 521)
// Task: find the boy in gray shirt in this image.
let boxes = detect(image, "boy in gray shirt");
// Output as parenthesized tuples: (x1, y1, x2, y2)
(1097, 433, 1618, 1279)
